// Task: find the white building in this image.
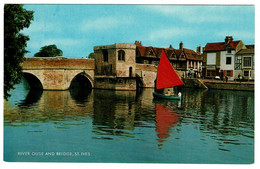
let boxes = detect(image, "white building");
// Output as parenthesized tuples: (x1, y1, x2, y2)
(202, 36, 247, 80)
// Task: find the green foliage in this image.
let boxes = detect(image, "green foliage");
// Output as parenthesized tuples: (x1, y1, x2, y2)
(34, 44, 63, 57)
(88, 52, 94, 58)
(4, 4, 34, 100)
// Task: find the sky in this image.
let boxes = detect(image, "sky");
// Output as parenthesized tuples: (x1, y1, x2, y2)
(19, 4, 255, 58)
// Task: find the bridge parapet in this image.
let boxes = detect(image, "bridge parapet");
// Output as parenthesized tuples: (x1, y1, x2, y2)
(22, 57, 95, 69)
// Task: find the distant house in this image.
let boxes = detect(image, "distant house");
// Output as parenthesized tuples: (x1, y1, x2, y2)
(135, 41, 203, 77)
(202, 36, 247, 80)
(235, 45, 254, 80)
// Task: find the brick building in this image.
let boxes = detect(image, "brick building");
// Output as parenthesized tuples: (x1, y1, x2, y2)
(135, 41, 203, 77)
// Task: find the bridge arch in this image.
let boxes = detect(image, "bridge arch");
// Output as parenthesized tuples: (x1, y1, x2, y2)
(23, 72, 43, 89)
(69, 72, 94, 89)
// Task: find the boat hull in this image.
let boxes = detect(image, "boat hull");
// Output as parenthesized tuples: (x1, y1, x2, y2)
(153, 92, 181, 100)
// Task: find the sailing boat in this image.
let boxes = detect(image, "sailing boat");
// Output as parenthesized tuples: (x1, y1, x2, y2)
(153, 50, 184, 100)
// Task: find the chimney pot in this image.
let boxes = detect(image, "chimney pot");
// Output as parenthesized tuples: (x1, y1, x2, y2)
(179, 41, 183, 50)
(225, 36, 233, 44)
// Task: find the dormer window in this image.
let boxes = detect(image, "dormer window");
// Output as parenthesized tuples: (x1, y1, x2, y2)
(171, 53, 176, 58)
(149, 50, 154, 56)
(118, 50, 125, 61)
(227, 46, 232, 54)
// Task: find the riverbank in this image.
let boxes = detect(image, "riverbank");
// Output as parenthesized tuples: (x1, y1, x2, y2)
(183, 78, 254, 91)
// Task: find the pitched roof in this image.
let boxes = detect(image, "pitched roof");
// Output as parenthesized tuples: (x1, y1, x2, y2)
(204, 40, 241, 52)
(236, 48, 254, 55)
(136, 45, 202, 61)
(183, 48, 203, 61)
(246, 45, 254, 49)
(136, 46, 147, 57)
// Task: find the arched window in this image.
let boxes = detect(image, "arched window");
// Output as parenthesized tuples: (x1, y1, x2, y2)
(102, 49, 108, 62)
(118, 50, 125, 61)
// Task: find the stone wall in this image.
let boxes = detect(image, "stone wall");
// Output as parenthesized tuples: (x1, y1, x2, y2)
(94, 77, 136, 90)
(22, 57, 95, 90)
(94, 43, 136, 77)
(204, 81, 254, 91)
(183, 78, 254, 91)
(136, 64, 157, 88)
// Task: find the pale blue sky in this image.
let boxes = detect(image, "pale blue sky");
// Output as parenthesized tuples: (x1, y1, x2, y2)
(22, 5, 255, 58)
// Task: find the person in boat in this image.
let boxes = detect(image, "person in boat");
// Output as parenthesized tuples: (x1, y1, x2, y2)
(154, 81, 176, 96)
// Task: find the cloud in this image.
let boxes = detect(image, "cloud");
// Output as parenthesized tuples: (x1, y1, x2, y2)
(81, 16, 132, 32)
(146, 27, 197, 41)
(140, 5, 233, 23)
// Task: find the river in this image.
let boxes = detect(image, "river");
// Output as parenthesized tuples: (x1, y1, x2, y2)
(4, 78, 254, 163)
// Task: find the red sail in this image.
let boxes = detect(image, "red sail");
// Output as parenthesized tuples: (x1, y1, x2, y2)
(156, 50, 184, 89)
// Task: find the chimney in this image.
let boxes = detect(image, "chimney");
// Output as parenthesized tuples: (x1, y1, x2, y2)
(225, 36, 233, 44)
(179, 41, 183, 50)
(197, 45, 201, 53)
(135, 41, 142, 46)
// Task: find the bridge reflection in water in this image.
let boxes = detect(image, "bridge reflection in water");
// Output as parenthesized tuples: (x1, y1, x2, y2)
(4, 80, 254, 163)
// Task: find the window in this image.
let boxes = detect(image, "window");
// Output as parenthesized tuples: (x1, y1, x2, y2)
(102, 49, 108, 62)
(118, 50, 125, 61)
(227, 48, 232, 54)
(226, 57, 231, 65)
(244, 70, 249, 77)
(227, 70, 231, 76)
(235, 55, 242, 70)
(207, 53, 216, 65)
(243, 57, 251, 67)
(206, 70, 216, 77)
(144, 60, 149, 64)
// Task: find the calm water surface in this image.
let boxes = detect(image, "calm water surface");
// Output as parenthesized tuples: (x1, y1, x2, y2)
(4, 79, 254, 163)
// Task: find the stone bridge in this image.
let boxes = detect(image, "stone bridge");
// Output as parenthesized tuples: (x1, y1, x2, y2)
(21, 57, 95, 90)
(21, 57, 158, 90)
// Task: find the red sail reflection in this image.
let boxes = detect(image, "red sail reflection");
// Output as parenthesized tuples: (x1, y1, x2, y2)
(155, 104, 180, 145)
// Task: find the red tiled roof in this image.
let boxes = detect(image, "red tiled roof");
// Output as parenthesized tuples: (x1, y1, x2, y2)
(204, 40, 241, 52)
(165, 48, 175, 57)
(136, 45, 202, 61)
(183, 48, 203, 61)
(136, 46, 146, 57)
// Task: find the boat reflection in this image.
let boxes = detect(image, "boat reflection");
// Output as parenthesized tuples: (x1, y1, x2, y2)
(154, 102, 180, 148)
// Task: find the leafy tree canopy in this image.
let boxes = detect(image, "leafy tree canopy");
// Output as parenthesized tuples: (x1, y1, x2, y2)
(88, 52, 94, 58)
(34, 44, 63, 57)
(4, 4, 34, 100)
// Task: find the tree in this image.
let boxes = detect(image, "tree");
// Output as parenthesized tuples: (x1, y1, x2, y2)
(4, 4, 34, 100)
(88, 52, 94, 59)
(34, 44, 63, 57)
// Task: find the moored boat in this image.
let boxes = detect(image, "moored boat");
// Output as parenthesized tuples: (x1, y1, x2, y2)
(153, 50, 184, 100)
(153, 92, 181, 100)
